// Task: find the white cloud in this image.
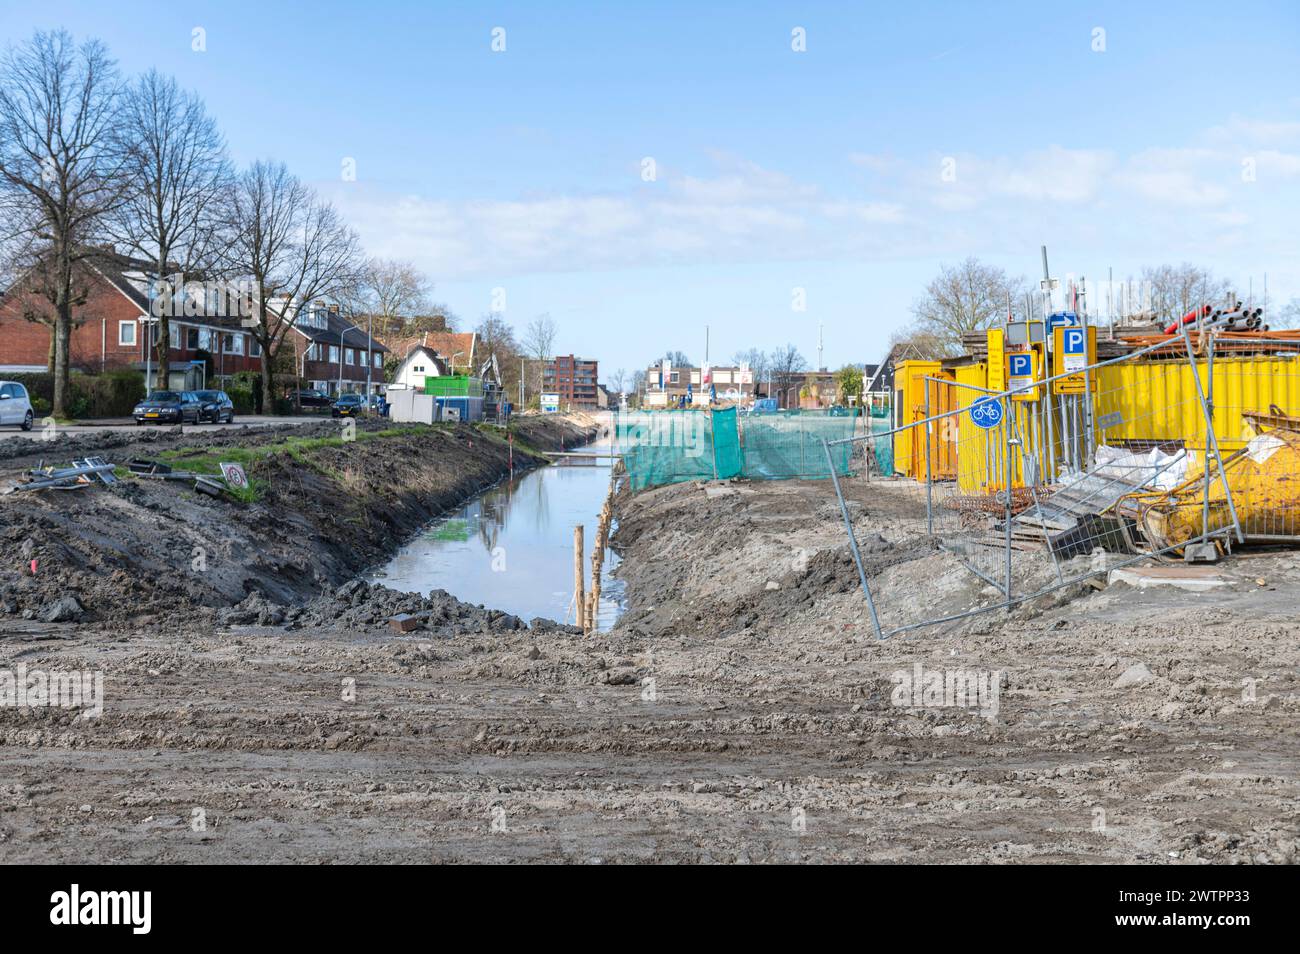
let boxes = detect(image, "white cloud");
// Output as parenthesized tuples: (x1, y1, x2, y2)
(323, 117, 1298, 284)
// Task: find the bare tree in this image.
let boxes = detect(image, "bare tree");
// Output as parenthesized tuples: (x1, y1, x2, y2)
(910, 257, 1027, 355)
(522, 313, 558, 360)
(0, 31, 128, 415)
(521, 313, 557, 397)
(768, 343, 807, 408)
(222, 161, 362, 413)
(114, 69, 232, 387)
(1275, 297, 1300, 330)
(607, 368, 627, 396)
(662, 350, 691, 366)
(888, 326, 950, 361)
(1141, 263, 1234, 323)
(360, 258, 432, 337)
(732, 347, 769, 395)
(475, 311, 522, 396)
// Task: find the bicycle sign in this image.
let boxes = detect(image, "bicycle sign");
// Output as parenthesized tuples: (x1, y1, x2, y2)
(969, 396, 1003, 430)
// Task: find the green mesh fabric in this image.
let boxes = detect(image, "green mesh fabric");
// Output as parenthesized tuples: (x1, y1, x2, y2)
(616, 410, 717, 490)
(870, 416, 894, 476)
(616, 408, 856, 489)
(711, 407, 742, 479)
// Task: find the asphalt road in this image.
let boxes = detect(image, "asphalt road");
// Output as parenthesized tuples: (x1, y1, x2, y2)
(0, 414, 315, 440)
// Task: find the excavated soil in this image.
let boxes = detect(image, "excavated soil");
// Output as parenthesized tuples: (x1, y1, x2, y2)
(0, 452, 1296, 863)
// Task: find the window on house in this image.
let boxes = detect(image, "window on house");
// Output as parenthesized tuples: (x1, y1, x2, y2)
(374, 353, 383, 369)
(119, 321, 137, 346)
(329, 345, 340, 364)
(345, 348, 355, 365)
(229, 334, 244, 356)
(186, 327, 199, 350)
(249, 338, 261, 357)
(169, 324, 180, 349)
(413, 365, 425, 374)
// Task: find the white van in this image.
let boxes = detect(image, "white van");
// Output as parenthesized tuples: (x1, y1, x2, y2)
(0, 381, 35, 430)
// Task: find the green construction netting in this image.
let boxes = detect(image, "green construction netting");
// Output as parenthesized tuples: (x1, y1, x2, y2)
(870, 416, 894, 476)
(616, 408, 857, 490)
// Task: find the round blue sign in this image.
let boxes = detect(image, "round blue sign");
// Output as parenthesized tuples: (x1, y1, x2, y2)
(970, 396, 1003, 430)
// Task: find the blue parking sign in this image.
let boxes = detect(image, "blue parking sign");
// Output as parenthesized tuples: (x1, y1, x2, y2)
(969, 396, 1003, 430)
(1008, 352, 1033, 378)
(1063, 328, 1085, 355)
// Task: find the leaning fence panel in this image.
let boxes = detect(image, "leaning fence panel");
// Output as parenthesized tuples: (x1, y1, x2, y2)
(828, 333, 1246, 638)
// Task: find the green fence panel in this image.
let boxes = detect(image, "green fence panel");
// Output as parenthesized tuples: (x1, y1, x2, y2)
(617, 408, 857, 489)
(739, 409, 856, 480)
(711, 407, 742, 479)
(870, 416, 894, 476)
(616, 410, 717, 490)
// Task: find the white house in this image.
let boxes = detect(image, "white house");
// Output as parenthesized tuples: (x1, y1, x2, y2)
(389, 344, 449, 391)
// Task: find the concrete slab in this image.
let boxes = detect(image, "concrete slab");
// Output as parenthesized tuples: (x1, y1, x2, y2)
(1109, 565, 1232, 592)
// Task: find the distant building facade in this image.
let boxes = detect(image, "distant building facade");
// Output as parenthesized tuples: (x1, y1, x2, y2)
(542, 354, 599, 408)
(641, 363, 756, 407)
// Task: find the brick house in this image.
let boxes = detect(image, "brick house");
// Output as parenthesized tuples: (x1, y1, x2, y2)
(0, 251, 262, 389)
(284, 301, 388, 396)
(0, 252, 388, 397)
(379, 325, 477, 375)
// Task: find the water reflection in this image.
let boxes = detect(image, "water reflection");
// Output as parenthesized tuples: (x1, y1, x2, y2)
(372, 445, 624, 630)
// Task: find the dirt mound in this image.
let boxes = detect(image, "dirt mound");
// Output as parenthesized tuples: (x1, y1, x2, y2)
(0, 415, 598, 625)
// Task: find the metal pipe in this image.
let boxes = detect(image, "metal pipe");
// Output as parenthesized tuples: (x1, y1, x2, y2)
(924, 383, 933, 534)
(1180, 325, 1244, 544)
(823, 437, 884, 639)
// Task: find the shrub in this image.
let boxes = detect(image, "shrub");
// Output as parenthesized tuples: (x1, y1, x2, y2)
(228, 386, 256, 414)
(231, 371, 264, 413)
(68, 369, 146, 419)
(7, 372, 54, 406)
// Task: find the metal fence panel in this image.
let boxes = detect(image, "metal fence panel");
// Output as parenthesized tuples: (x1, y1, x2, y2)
(827, 330, 1249, 638)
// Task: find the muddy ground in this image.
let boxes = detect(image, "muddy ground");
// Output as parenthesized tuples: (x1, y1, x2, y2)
(0, 433, 1296, 863)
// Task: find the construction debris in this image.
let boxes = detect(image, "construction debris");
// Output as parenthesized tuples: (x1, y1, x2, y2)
(8, 457, 117, 493)
(9, 454, 244, 500)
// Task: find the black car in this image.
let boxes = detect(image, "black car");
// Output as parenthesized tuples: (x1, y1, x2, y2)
(194, 389, 235, 424)
(292, 389, 332, 408)
(331, 393, 365, 417)
(133, 390, 201, 425)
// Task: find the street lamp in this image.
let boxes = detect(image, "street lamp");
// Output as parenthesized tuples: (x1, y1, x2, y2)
(137, 314, 160, 395)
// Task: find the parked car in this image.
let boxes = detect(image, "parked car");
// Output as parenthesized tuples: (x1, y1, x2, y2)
(0, 381, 34, 431)
(194, 389, 235, 424)
(747, 398, 779, 415)
(291, 389, 332, 408)
(133, 390, 202, 425)
(331, 393, 365, 418)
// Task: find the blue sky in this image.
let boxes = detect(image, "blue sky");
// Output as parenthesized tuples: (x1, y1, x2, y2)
(4, 0, 1299, 378)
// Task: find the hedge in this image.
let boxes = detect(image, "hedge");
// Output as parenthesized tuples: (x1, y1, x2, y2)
(3, 370, 144, 419)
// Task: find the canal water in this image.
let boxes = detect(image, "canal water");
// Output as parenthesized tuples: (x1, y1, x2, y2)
(369, 428, 625, 630)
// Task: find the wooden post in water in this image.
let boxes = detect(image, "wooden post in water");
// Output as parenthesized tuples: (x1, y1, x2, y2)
(573, 525, 585, 632)
(586, 472, 618, 632)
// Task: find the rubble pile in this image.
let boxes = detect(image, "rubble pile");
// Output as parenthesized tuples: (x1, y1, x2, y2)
(218, 579, 572, 637)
